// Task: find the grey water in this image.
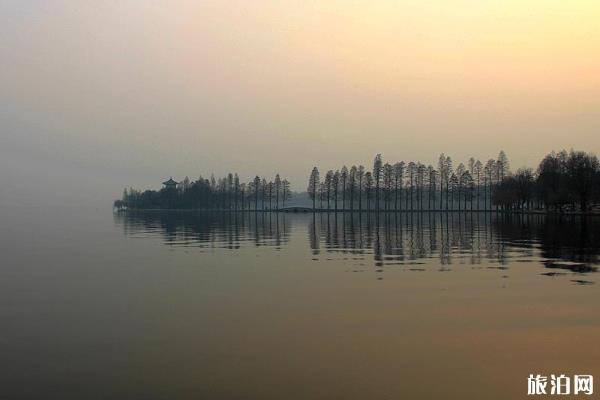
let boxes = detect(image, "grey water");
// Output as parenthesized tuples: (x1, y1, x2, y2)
(1, 207, 599, 399)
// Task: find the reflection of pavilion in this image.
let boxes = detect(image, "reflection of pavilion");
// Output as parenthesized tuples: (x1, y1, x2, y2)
(114, 211, 600, 275)
(115, 211, 291, 249)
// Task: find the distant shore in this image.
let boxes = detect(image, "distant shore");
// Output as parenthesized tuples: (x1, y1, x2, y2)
(115, 207, 600, 216)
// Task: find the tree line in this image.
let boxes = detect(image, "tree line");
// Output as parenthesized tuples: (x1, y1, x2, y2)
(496, 150, 599, 211)
(115, 173, 292, 210)
(307, 149, 600, 213)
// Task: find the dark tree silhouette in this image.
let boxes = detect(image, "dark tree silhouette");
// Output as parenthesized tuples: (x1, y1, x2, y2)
(365, 172, 373, 210)
(373, 154, 383, 212)
(438, 154, 445, 210)
(357, 165, 365, 212)
(253, 176, 261, 211)
(473, 160, 482, 210)
(393, 162, 405, 211)
(537, 151, 568, 210)
(319, 182, 326, 209)
(341, 166, 348, 210)
(267, 180, 274, 210)
(445, 156, 453, 210)
(456, 163, 465, 211)
(282, 179, 291, 207)
(274, 174, 281, 209)
(566, 150, 599, 212)
(428, 165, 437, 210)
(484, 159, 495, 211)
(261, 178, 268, 210)
(406, 162, 415, 211)
(324, 170, 334, 210)
(461, 171, 473, 210)
(497, 150, 510, 182)
(333, 170, 340, 212)
(120, 149, 600, 214)
(449, 173, 458, 210)
(416, 163, 426, 210)
(383, 163, 393, 211)
(349, 166, 357, 211)
(308, 167, 320, 210)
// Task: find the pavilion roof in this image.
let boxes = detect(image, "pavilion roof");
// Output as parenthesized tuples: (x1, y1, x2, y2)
(162, 178, 178, 185)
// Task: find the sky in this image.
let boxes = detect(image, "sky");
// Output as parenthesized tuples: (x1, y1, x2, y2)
(1, 1, 599, 207)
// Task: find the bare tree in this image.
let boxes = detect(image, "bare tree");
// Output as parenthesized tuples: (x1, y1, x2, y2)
(445, 156, 453, 210)
(324, 170, 334, 210)
(406, 162, 416, 211)
(349, 166, 357, 211)
(484, 159, 495, 210)
(373, 154, 383, 212)
(240, 183, 246, 210)
(357, 165, 365, 212)
(234, 173, 240, 210)
(383, 163, 393, 211)
(393, 162, 405, 211)
(274, 174, 281, 209)
(417, 163, 426, 210)
(261, 178, 268, 210)
(333, 170, 340, 212)
(473, 160, 482, 210)
(460, 171, 473, 210)
(497, 150, 510, 182)
(226, 174, 233, 209)
(364, 172, 373, 211)
(308, 167, 320, 210)
(438, 154, 447, 210)
(267, 180, 274, 210)
(449, 173, 458, 210)
(566, 150, 599, 211)
(252, 176, 261, 211)
(340, 166, 348, 210)
(319, 183, 325, 209)
(427, 165, 437, 210)
(456, 163, 465, 211)
(282, 179, 291, 208)
(468, 157, 475, 176)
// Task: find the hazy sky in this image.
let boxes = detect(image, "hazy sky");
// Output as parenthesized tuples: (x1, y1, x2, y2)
(1, 1, 599, 207)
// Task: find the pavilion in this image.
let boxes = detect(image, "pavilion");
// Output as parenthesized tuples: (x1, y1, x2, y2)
(162, 177, 178, 190)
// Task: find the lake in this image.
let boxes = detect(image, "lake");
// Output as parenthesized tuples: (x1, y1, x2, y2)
(1, 207, 599, 399)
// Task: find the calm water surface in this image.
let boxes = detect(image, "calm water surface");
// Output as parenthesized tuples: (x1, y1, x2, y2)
(1, 207, 599, 399)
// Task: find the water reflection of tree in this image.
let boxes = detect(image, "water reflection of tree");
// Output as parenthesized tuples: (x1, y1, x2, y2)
(307, 212, 495, 267)
(115, 211, 600, 273)
(114, 211, 291, 249)
(308, 212, 600, 270)
(493, 214, 600, 268)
